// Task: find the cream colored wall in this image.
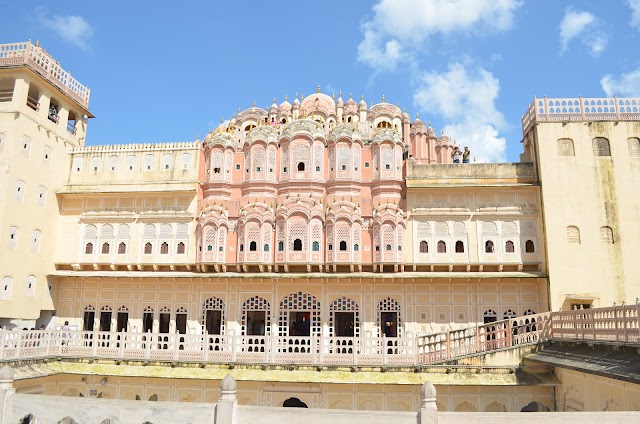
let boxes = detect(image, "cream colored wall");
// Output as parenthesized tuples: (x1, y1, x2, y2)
(12, 374, 553, 412)
(406, 186, 543, 268)
(52, 274, 547, 335)
(0, 69, 87, 326)
(56, 143, 201, 266)
(531, 121, 640, 309)
(555, 367, 640, 411)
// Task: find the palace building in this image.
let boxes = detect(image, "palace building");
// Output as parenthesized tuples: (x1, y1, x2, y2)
(1, 41, 640, 417)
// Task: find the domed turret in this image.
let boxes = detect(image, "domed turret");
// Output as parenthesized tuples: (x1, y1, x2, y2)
(336, 91, 344, 108)
(279, 95, 292, 114)
(269, 98, 278, 114)
(292, 93, 300, 109)
(359, 95, 367, 111)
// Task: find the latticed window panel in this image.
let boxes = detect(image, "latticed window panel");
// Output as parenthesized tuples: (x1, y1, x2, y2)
(373, 149, 379, 179)
(314, 144, 323, 172)
(288, 221, 308, 251)
(354, 146, 361, 176)
(31, 230, 41, 252)
(329, 297, 360, 337)
(36, 186, 46, 207)
(592, 137, 611, 157)
(501, 222, 518, 237)
(201, 297, 225, 333)
(14, 180, 25, 202)
(453, 221, 466, 237)
(276, 221, 285, 243)
(557, 138, 575, 156)
(180, 153, 192, 170)
(566, 226, 581, 244)
(292, 143, 311, 171)
(143, 154, 154, 171)
(382, 225, 394, 248)
(1, 276, 13, 300)
(217, 227, 226, 256)
(278, 291, 321, 336)
(26, 275, 36, 297)
(126, 155, 136, 171)
(252, 146, 265, 171)
(107, 155, 118, 171)
(101, 224, 114, 239)
(628, 138, 640, 157)
(600, 226, 614, 244)
(211, 151, 224, 180)
(84, 224, 97, 239)
(434, 221, 449, 236)
(72, 156, 84, 172)
(176, 224, 188, 239)
(337, 145, 351, 170)
(268, 148, 276, 180)
(242, 296, 271, 335)
(143, 224, 156, 239)
(382, 146, 393, 169)
(395, 146, 402, 174)
(225, 151, 233, 179)
(21, 136, 31, 158)
(43, 145, 52, 167)
(159, 224, 173, 239)
(376, 297, 401, 336)
(90, 156, 102, 172)
(312, 223, 321, 244)
(262, 225, 272, 255)
(352, 224, 361, 245)
(396, 225, 403, 252)
(336, 223, 350, 245)
(282, 146, 289, 171)
(161, 153, 173, 170)
(481, 221, 498, 236)
(416, 221, 431, 238)
(246, 223, 261, 245)
(521, 221, 537, 237)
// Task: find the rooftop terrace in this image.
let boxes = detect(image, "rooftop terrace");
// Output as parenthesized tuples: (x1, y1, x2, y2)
(0, 41, 90, 108)
(521, 96, 640, 134)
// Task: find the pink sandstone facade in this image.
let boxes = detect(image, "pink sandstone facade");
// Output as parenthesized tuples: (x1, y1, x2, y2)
(198, 89, 458, 273)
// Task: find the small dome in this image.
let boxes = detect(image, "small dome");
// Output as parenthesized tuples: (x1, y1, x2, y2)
(203, 132, 212, 143)
(420, 382, 437, 400)
(269, 98, 278, 113)
(292, 93, 300, 109)
(346, 93, 357, 107)
(230, 117, 236, 125)
(279, 95, 292, 112)
(359, 96, 367, 110)
(336, 93, 344, 107)
(426, 122, 435, 137)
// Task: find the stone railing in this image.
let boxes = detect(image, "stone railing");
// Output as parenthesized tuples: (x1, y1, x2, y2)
(0, 41, 91, 108)
(0, 304, 637, 366)
(521, 96, 640, 133)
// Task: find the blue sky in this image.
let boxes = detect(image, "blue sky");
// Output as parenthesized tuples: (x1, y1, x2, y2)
(1, 1, 639, 162)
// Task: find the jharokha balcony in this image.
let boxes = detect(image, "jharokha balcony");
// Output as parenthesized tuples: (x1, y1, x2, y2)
(2, 304, 637, 366)
(0, 41, 90, 108)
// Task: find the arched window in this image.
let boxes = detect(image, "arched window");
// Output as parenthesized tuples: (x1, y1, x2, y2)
(354, 244, 359, 251)
(278, 241, 284, 251)
(505, 240, 515, 253)
(485, 240, 494, 253)
(118, 242, 126, 254)
(600, 226, 614, 244)
(293, 239, 303, 251)
(566, 226, 580, 244)
(419, 240, 428, 253)
(328, 244, 333, 251)
(384, 244, 390, 251)
(375, 245, 380, 251)
(239, 244, 244, 252)
(437, 240, 446, 253)
(297, 162, 305, 171)
(525, 240, 535, 253)
(160, 242, 169, 254)
(264, 244, 270, 252)
(557, 138, 575, 156)
(101, 242, 110, 254)
(339, 241, 347, 251)
(312, 241, 319, 251)
(177, 242, 185, 254)
(144, 242, 152, 254)
(249, 241, 257, 251)
(85, 243, 93, 254)
(593, 137, 611, 156)
(455, 241, 464, 253)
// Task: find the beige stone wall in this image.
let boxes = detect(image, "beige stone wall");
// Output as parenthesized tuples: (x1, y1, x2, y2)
(555, 367, 640, 411)
(529, 121, 640, 309)
(51, 274, 547, 335)
(12, 374, 553, 412)
(0, 68, 88, 325)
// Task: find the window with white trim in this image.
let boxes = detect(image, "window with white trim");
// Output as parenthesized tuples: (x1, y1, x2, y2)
(1, 276, 12, 300)
(15, 180, 25, 202)
(31, 229, 41, 252)
(26, 275, 36, 297)
(36, 186, 46, 207)
(7, 226, 18, 249)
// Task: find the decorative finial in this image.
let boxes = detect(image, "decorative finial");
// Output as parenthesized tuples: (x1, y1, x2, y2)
(253, 100, 256, 107)
(317, 85, 321, 93)
(416, 112, 419, 119)
(332, 92, 335, 99)
(403, 107, 406, 113)
(35, 40, 40, 47)
(428, 121, 432, 127)
(285, 94, 288, 101)
(339, 90, 342, 97)
(361, 94, 364, 100)
(296, 92, 299, 99)
(220, 117, 224, 123)
(349, 92, 353, 99)
(273, 98, 276, 104)
(441, 129, 444, 135)
(301, 93, 305, 101)
(382, 94, 385, 102)
(238, 107, 241, 113)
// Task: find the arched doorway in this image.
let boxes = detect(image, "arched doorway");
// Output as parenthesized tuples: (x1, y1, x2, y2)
(283, 397, 308, 408)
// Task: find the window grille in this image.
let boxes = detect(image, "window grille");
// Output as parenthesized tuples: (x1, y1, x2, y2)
(600, 226, 614, 244)
(557, 138, 575, 156)
(567, 226, 580, 244)
(592, 137, 611, 156)
(628, 138, 640, 157)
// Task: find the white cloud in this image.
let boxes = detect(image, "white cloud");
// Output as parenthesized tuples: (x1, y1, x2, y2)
(629, 0, 640, 29)
(558, 8, 607, 57)
(36, 8, 94, 50)
(601, 69, 640, 97)
(357, 0, 522, 70)
(414, 63, 506, 162)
